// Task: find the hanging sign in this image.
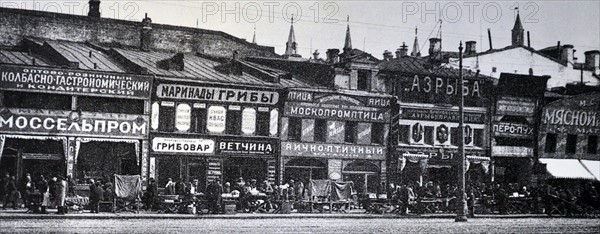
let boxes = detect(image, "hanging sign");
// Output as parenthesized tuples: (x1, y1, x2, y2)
(269, 109, 279, 136)
(175, 103, 191, 132)
(241, 108, 256, 135)
(206, 106, 226, 133)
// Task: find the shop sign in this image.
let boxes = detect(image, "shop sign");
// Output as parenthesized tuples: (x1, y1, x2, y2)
(151, 137, 215, 154)
(492, 146, 533, 157)
(493, 122, 534, 139)
(217, 140, 274, 156)
(496, 96, 536, 116)
(0, 108, 147, 138)
(398, 74, 489, 106)
(281, 142, 386, 160)
(269, 109, 279, 136)
(241, 108, 256, 135)
(542, 108, 600, 134)
(287, 91, 313, 102)
(396, 146, 486, 161)
(206, 106, 226, 133)
(151, 102, 159, 130)
(284, 103, 388, 122)
(22, 153, 63, 160)
(175, 103, 191, 132)
(0, 64, 152, 98)
(288, 91, 392, 108)
(156, 84, 278, 105)
(401, 108, 485, 124)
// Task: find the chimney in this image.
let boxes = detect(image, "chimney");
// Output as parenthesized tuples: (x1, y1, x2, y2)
(313, 50, 320, 60)
(428, 38, 441, 58)
(383, 50, 393, 61)
(88, 0, 101, 18)
(584, 50, 600, 74)
(465, 41, 476, 55)
(561, 44, 574, 67)
(326, 49, 340, 64)
(396, 42, 408, 58)
(140, 13, 153, 52)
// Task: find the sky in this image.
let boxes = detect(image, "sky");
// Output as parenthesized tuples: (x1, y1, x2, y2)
(2, 0, 599, 59)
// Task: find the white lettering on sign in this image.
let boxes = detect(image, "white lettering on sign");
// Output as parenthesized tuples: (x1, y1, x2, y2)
(493, 123, 534, 136)
(152, 137, 214, 154)
(206, 106, 226, 133)
(281, 142, 385, 160)
(408, 75, 481, 97)
(157, 84, 278, 105)
(287, 91, 313, 101)
(0, 109, 147, 137)
(218, 141, 273, 155)
(269, 109, 279, 136)
(543, 109, 600, 127)
(287, 106, 386, 122)
(175, 103, 191, 132)
(241, 108, 256, 135)
(367, 98, 391, 107)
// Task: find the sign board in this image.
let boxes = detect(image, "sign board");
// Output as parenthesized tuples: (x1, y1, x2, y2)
(281, 142, 386, 160)
(22, 153, 63, 160)
(241, 108, 256, 135)
(395, 146, 487, 164)
(540, 93, 600, 135)
(151, 102, 159, 130)
(0, 64, 152, 98)
(397, 74, 490, 107)
(206, 106, 226, 133)
(151, 137, 215, 154)
(269, 109, 279, 136)
(496, 96, 536, 116)
(217, 140, 274, 156)
(401, 108, 485, 124)
(0, 108, 148, 139)
(284, 102, 388, 122)
(175, 103, 191, 132)
(493, 122, 535, 139)
(156, 84, 279, 105)
(492, 146, 533, 157)
(286, 91, 392, 108)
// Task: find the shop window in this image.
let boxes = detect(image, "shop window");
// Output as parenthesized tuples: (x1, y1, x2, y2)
(357, 69, 371, 91)
(371, 123, 384, 145)
(451, 127, 460, 146)
(314, 119, 327, 142)
(78, 96, 144, 114)
(226, 107, 242, 135)
(588, 136, 598, 154)
(398, 125, 410, 144)
(3, 91, 71, 110)
(566, 134, 577, 154)
(424, 126, 434, 145)
(256, 110, 270, 136)
(544, 133, 557, 153)
(474, 129, 484, 147)
(159, 102, 175, 132)
(345, 121, 357, 143)
(191, 107, 207, 133)
(288, 117, 302, 140)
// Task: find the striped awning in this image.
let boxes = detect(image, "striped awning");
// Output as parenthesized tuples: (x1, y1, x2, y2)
(539, 158, 598, 181)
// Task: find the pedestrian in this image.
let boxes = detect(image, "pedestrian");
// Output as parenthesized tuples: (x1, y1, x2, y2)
(90, 181, 104, 213)
(294, 180, 304, 201)
(175, 178, 186, 196)
(48, 177, 57, 209)
(206, 179, 223, 214)
(0, 173, 7, 209)
(55, 176, 67, 214)
(165, 178, 176, 195)
(103, 182, 114, 202)
(37, 175, 49, 214)
(67, 175, 76, 196)
(3, 175, 18, 209)
(21, 173, 35, 211)
(223, 182, 231, 194)
(144, 178, 158, 211)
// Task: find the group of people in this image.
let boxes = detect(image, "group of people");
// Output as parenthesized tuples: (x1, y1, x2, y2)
(0, 173, 71, 214)
(87, 179, 114, 213)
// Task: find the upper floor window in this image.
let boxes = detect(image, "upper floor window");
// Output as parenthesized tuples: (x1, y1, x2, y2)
(345, 121, 357, 143)
(226, 106, 242, 135)
(544, 133, 557, 153)
(78, 96, 144, 115)
(588, 135, 598, 154)
(288, 117, 302, 140)
(256, 109, 270, 136)
(371, 123, 384, 145)
(357, 69, 371, 91)
(566, 134, 577, 154)
(314, 119, 327, 142)
(398, 125, 410, 144)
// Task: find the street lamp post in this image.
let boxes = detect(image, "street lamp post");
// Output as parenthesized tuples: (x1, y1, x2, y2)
(455, 41, 468, 222)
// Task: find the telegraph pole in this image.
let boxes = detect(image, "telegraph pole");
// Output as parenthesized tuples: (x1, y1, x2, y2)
(455, 41, 468, 222)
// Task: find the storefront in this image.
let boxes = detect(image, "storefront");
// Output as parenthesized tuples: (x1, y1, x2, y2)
(280, 89, 392, 194)
(0, 64, 152, 184)
(149, 80, 280, 188)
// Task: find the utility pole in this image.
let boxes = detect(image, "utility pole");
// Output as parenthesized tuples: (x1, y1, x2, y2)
(455, 41, 468, 222)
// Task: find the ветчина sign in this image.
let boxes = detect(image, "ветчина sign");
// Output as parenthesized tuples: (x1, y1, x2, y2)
(216, 140, 274, 156)
(0, 64, 152, 98)
(0, 108, 148, 138)
(156, 84, 279, 105)
(152, 137, 215, 154)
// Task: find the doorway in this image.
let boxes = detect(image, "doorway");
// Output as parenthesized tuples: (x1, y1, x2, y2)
(342, 161, 380, 195)
(284, 158, 327, 184)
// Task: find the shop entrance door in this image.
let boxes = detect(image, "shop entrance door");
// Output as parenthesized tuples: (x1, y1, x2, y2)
(187, 160, 206, 191)
(0, 148, 17, 178)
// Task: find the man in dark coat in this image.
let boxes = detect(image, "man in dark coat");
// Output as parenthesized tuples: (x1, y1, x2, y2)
(175, 179, 186, 196)
(89, 182, 104, 213)
(1, 173, 8, 209)
(3, 176, 18, 209)
(144, 178, 158, 211)
(206, 179, 223, 214)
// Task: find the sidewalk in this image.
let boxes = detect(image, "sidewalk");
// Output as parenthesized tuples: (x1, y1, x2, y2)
(0, 208, 549, 220)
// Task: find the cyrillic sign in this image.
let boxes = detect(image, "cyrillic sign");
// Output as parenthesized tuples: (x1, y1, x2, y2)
(281, 142, 386, 160)
(286, 91, 392, 108)
(157, 84, 278, 105)
(0, 108, 148, 138)
(496, 96, 536, 116)
(241, 108, 256, 135)
(540, 93, 600, 135)
(398, 74, 490, 106)
(151, 137, 215, 154)
(206, 106, 226, 133)
(493, 122, 534, 139)
(217, 140, 274, 156)
(284, 103, 388, 122)
(175, 103, 191, 132)
(402, 108, 485, 124)
(0, 64, 152, 98)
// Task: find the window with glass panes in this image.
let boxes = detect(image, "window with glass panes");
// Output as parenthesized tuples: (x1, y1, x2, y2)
(256, 109, 271, 136)
(3, 91, 71, 110)
(371, 123, 384, 144)
(159, 101, 175, 131)
(288, 117, 302, 140)
(314, 119, 327, 142)
(226, 106, 242, 135)
(345, 121, 357, 143)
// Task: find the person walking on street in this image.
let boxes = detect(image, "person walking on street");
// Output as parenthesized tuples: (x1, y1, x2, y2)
(144, 178, 158, 211)
(1, 173, 9, 209)
(3, 176, 18, 209)
(55, 176, 67, 214)
(21, 173, 35, 212)
(89, 182, 104, 213)
(37, 175, 49, 214)
(206, 179, 223, 214)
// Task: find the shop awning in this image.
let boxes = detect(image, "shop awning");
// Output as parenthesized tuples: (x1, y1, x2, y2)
(580, 160, 600, 181)
(539, 158, 597, 180)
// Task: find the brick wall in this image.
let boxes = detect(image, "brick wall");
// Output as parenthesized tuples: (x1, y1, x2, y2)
(0, 7, 277, 58)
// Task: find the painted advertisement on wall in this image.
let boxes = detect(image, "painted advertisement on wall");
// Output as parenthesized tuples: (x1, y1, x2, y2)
(396, 74, 491, 107)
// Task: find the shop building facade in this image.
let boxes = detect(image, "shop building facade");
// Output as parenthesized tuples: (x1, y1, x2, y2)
(379, 56, 494, 187)
(0, 52, 152, 185)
